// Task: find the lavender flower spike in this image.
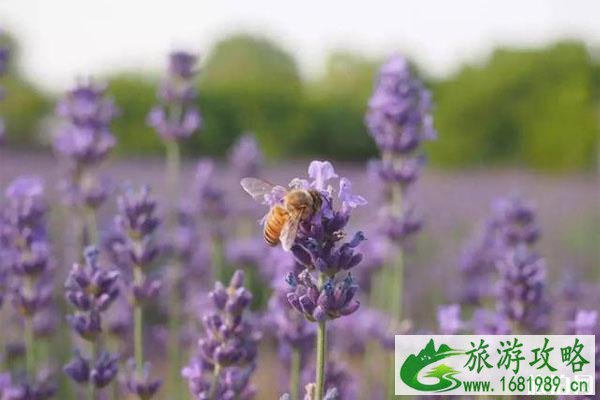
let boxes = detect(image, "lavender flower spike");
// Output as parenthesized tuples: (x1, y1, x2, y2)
(243, 160, 367, 400)
(229, 132, 264, 178)
(113, 185, 162, 399)
(53, 80, 118, 210)
(182, 270, 260, 399)
(63, 246, 121, 394)
(3, 176, 54, 388)
(148, 50, 201, 141)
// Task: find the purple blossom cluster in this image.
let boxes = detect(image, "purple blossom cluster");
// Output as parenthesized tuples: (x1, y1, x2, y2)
(492, 195, 549, 333)
(1, 177, 56, 398)
(366, 55, 436, 245)
(110, 185, 162, 302)
(279, 161, 366, 322)
(110, 185, 162, 399)
(182, 270, 260, 399)
(228, 133, 263, 178)
(148, 51, 201, 141)
(3, 177, 53, 321)
(457, 220, 502, 305)
(53, 81, 118, 209)
(63, 246, 120, 390)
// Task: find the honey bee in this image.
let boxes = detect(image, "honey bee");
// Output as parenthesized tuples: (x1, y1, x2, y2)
(240, 177, 322, 251)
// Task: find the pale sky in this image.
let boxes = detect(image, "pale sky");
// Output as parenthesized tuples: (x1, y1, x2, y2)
(1, 0, 599, 91)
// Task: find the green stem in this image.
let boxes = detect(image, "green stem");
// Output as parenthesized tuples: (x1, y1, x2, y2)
(85, 207, 98, 246)
(390, 251, 404, 326)
(290, 348, 301, 400)
(208, 364, 222, 400)
(165, 141, 181, 221)
(315, 273, 327, 400)
(167, 263, 182, 399)
(24, 315, 35, 376)
(165, 140, 183, 399)
(387, 157, 405, 399)
(211, 236, 226, 283)
(23, 275, 36, 377)
(134, 266, 144, 376)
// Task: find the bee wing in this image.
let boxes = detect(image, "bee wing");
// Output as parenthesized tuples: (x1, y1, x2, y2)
(280, 210, 302, 251)
(240, 177, 284, 204)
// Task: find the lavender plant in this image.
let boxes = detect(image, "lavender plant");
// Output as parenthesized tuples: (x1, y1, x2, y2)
(53, 81, 118, 248)
(63, 246, 120, 399)
(182, 270, 260, 400)
(243, 160, 366, 400)
(265, 266, 315, 400)
(228, 133, 263, 179)
(491, 195, 550, 333)
(148, 52, 200, 398)
(194, 159, 230, 282)
(2, 177, 56, 398)
(365, 55, 436, 326)
(111, 185, 162, 399)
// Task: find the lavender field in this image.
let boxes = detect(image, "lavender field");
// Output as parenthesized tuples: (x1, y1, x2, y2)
(0, 22, 598, 399)
(0, 148, 598, 399)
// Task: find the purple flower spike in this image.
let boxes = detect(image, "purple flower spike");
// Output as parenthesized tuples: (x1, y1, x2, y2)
(64, 246, 121, 389)
(125, 361, 162, 400)
(229, 132, 264, 178)
(488, 195, 550, 334)
(90, 351, 118, 388)
(53, 80, 118, 209)
(63, 350, 90, 384)
(183, 270, 260, 399)
(366, 55, 436, 154)
(365, 55, 436, 255)
(148, 50, 201, 141)
(308, 161, 338, 191)
(437, 304, 463, 335)
(3, 176, 54, 330)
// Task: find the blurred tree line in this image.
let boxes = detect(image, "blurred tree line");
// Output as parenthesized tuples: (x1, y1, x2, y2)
(1, 33, 598, 171)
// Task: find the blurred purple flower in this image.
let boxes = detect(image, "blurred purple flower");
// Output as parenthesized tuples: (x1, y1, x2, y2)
(148, 50, 201, 141)
(470, 308, 511, 335)
(194, 159, 229, 231)
(229, 133, 264, 178)
(437, 304, 463, 335)
(366, 55, 436, 154)
(491, 195, 540, 247)
(183, 270, 260, 399)
(113, 185, 161, 270)
(0, 369, 57, 400)
(124, 360, 162, 400)
(53, 80, 118, 209)
(2, 177, 54, 321)
(457, 220, 501, 305)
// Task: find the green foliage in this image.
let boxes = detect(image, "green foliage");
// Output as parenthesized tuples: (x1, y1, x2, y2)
(300, 52, 379, 160)
(106, 74, 163, 156)
(1, 76, 50, 147)
(195, 34, 305, 159)
(0, 32, 51, 147)
(427, 41, 599, 170)
(1, 32, 598, 171)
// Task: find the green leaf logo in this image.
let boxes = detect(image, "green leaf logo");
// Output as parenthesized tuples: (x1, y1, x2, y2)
(400, 339, 464, 392)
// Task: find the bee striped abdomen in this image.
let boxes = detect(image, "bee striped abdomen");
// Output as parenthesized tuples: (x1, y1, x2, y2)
(264, 205, 288, 246)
